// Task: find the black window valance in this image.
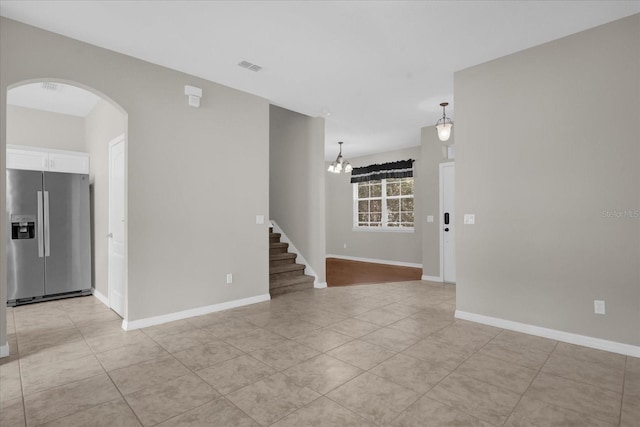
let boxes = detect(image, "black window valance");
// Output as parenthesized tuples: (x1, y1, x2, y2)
(350, 159, 414, 183)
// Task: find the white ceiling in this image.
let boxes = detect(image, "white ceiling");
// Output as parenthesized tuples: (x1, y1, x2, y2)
(7, 82, 101, 117)
(1, 1, 638, 159)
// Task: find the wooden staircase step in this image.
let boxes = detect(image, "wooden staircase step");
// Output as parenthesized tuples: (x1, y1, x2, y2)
(270, 263, 304, 275)
(269, 274, 314, 288)
(269, 242, 289, 254)
(267, 225, 314, 296)
(270, 252, 297, 266)
(269, 232, 282, 243)
(270, 281, 315, 297)
(269, 275, 315, 296)
(270, 263, 305, 280)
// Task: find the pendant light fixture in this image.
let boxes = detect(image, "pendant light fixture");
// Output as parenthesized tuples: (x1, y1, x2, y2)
(436, 102, 453, 142)
(327, 141, 352, 173)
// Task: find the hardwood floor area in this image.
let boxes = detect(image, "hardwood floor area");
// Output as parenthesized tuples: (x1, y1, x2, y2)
(326, 257, 422, 287)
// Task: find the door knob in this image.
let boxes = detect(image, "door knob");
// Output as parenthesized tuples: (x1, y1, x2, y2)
(444, 228, 449, 232)
(107, 233, 113, 238)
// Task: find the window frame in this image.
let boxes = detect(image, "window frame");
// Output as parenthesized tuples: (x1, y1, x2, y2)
(352, 177, 415, 232)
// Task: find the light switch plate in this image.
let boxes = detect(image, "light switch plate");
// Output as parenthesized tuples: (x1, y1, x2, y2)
(464, 214, 475, 225)
(256, 215, 264, 225)
(226, 274, 233, 284)
(594, 300, 605, 315)
(427, 215, 434, 223)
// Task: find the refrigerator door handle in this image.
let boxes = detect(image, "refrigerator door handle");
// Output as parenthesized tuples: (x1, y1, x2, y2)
(37, 191, 44, 258)
(44, 190, 51, 257)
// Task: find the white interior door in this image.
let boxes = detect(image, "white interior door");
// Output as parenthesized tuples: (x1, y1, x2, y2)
(108, 135, 125, 317)
(441, 162, 456, 283)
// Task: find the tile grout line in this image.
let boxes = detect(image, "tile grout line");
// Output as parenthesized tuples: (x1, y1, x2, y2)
(533, 351, 627, 395)
(138, 307, 327, 426)
(618, 356, 627, 426)
(9, 283, 629, 426)
(234, 291, 416, 425)
(18, 292, 316, 424)
(38, 306, 142, 427)
(13, 310, 29, 427)
(70, 305, 145, 426)
(511, 345, 627, 426)
(494, 341, 626, 425)
(327, 307, 461, 426)
(316, 304, 408, 426)
(332, 303, 454, 424)
(136, 319, 259, 426)
(402, 327, 509, 426)
(322, 391, 385, 426)
(498, 338, 560, 426)
(91, 315, 227, 426)
(207, 322, 315, 426)
(262, 290, 616, 422)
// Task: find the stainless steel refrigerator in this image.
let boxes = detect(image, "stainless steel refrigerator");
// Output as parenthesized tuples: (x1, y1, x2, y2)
(6, 169, 91, 306)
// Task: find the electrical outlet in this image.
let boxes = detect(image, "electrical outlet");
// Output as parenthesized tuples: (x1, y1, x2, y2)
(427, 215, 434, 223)
(343, 243, 347, 249)
(226, 274, 233, 284)
(594, 300, 605, 315)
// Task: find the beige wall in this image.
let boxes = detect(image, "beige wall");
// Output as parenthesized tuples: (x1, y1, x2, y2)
(269, 105, 326, 282)
(7, 105, 85, 151)
(85, 99, 126, 297)
(325, 146, 422, 265)
(420, 126, 454, 278)
(0, 17, 270, 338)
(455, 15, 640, 345)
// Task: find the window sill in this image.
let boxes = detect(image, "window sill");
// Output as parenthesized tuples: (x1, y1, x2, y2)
(352, 227, 415, 233)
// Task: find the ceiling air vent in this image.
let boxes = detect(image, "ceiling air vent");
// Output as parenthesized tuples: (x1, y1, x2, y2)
(41, 82, 61, 91)
(238, 60, 263, 72)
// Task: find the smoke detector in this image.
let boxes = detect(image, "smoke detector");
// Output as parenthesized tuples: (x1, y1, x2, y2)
(41, 82, 61, 91)
(238, 60, 263, 72)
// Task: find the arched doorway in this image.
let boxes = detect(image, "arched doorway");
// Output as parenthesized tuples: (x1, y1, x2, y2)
(5, 79, 128, 321)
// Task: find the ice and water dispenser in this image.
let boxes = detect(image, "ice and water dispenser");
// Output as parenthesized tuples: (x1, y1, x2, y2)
(11, 215, 36, 239)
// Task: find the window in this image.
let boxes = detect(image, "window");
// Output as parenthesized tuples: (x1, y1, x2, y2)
(354, 177, 414, 230)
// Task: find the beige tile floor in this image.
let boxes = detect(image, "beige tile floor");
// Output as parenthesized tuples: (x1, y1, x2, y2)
(1, 280, 638, 426)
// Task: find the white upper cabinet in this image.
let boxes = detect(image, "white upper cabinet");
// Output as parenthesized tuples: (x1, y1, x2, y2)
(5, 147, 48, 171)
(48, 151, 90, 174)
(7, 145, 90, 174)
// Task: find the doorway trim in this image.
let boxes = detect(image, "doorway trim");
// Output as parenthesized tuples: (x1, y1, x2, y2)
(439, 161, 455, 283)
(2, 78, 129, 356)
(108, 133, 126, 318)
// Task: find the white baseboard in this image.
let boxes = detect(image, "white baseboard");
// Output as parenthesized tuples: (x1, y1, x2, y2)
(122, 293, 271, 331)
(0, 341, 9, 358)
(271, 220, 322, 286)
(421, 275, 443, 282)
(92, 288, 109, 307)
(455, 310, 640, 358)
(326, 254, 422, 269)
(314, 282, 327, 289)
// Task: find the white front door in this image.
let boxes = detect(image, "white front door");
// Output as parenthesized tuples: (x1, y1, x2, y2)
(108, 135, 125, 317)
(441, 162, 456, 283)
